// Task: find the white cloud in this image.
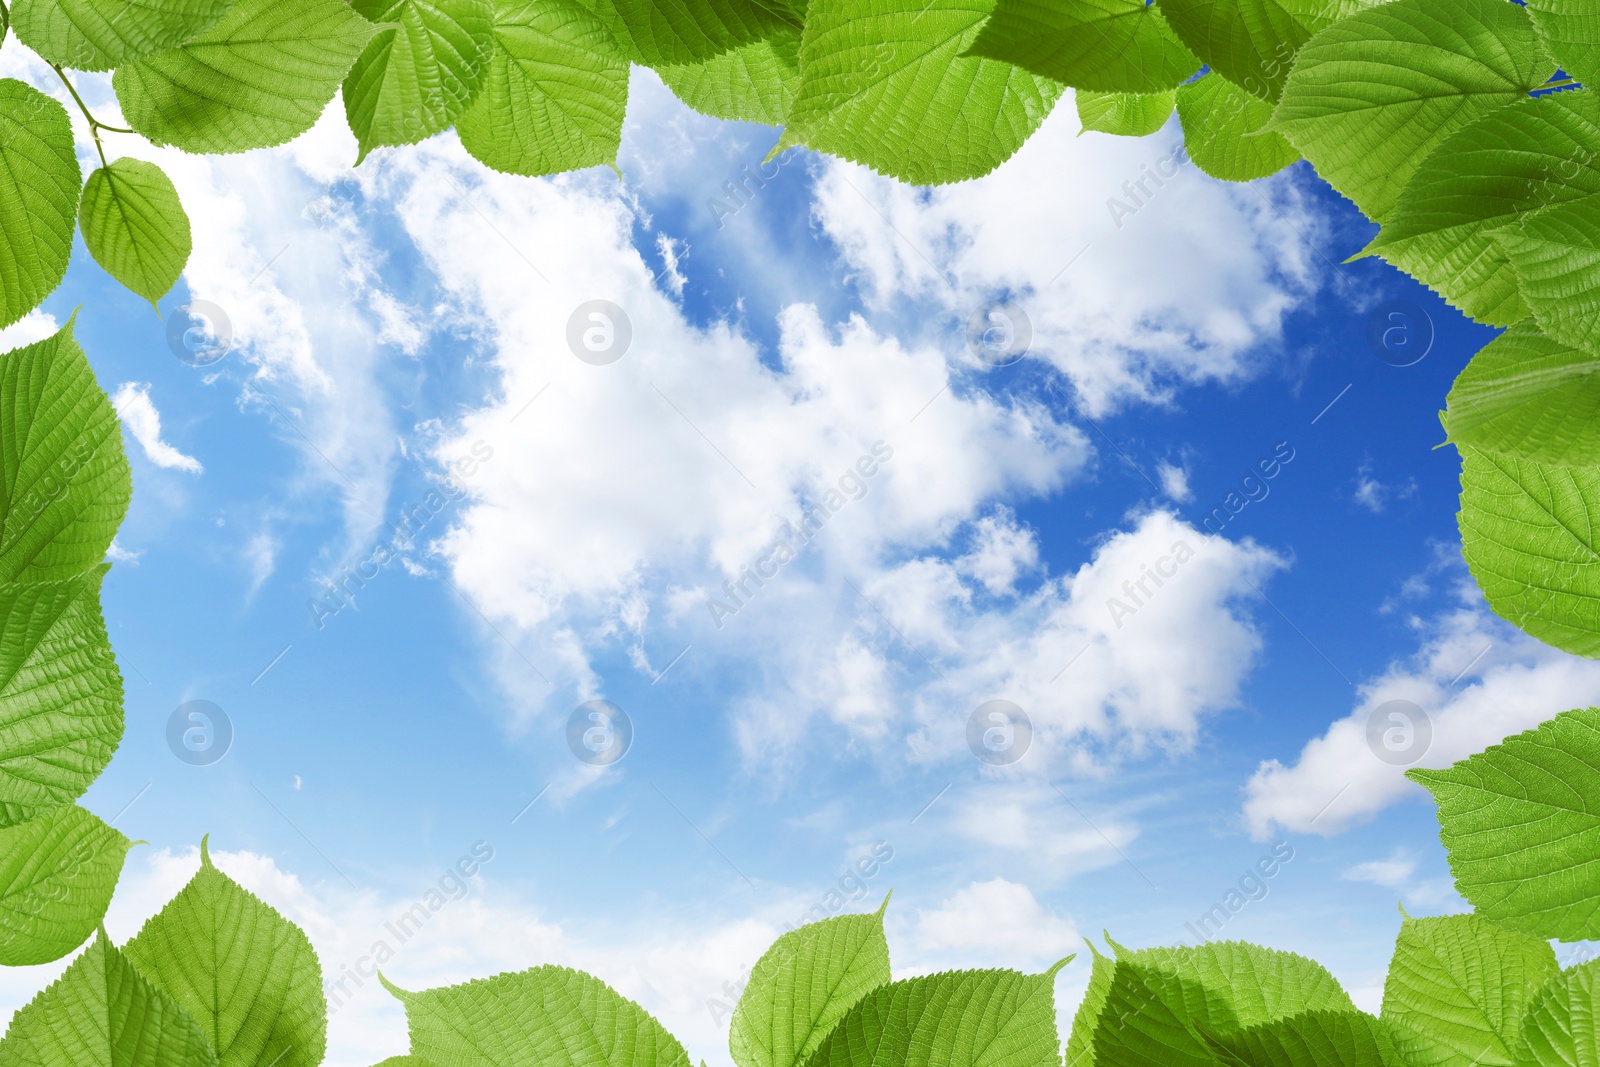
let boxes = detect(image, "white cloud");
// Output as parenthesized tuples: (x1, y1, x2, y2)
(1157, 461, 1192, 504)
(911, 877, 1078, 971)
(1341, 848, 1416, 889)
(111, 383, 203, 473)
(0, 310, 59, 351)
(1351, 462, 1417, 514)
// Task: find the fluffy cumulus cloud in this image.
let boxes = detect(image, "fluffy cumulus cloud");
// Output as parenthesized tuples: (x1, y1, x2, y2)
(910, 877, 1079, 970)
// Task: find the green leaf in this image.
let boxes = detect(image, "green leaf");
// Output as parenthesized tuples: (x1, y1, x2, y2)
(1176, 72, 1300, 182)
(1157, 0, 1381, 102)
(79, 158, 192, 310)
(1409, 706, 1600, 939)
(455, 0, 630, 176)
(784, 0, 1064, 184)
(802, 963, 1070, 1067)
(730, 898, 892, 1067)
(1363, 90, 1600, 327)
(1514, 958, 1600, 1067)
(384, 964, 694, 1067)
(0, 804, 130, 966)
(0, 80, 80, 331)
(1495, 197, 1600, 356)
(123, 838, 326, 1067)
(658, 29, 801, 126)
(0, 568, 124, 827)
(1199, 1010, 1401, 1067)
(1524, 0, 1600, 91)
(1077, 89, 1175, 136)
(343, 0, 495, 164)
(1380, 912, 1559, 1067)
(1456, 448, 1600, 658)
(1443, 322, 1600, 466)
(1272, 0, 1556, 223)
(114, 0, 381, 154)
(0, 930, 218, 1067)
(963, 0, 1199, 93)
(576, 0, 794, 67)
(1064, 938, 1356, 1067)
(11, 0, 230, 71)
(0, 317, 132, 582)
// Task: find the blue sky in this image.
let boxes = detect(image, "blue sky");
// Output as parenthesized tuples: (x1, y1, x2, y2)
(5, 44, 1600, 1067)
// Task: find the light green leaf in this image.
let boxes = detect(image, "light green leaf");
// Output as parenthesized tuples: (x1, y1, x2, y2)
(0, 804, 130, 966)
(0, 317, 132, 582)
(0, 80, 80, 331)
(1496, 197, 1600, 356)
(1514, 958, 1600, 1067)
(1380, 912, 1559, 1067)
(1176, 72, 1299, 182)
(658, 29, 800, 126)
(1409, 706, 1600, 939)
(730, 898, 892, 1067)
(1064, 938, 1356, 1067)
(1363, 90, 1600, 327)
(1443, 322, 1600, 466)
(384, 964, 694, 1067)
(0, 568, 124, 827)
(11, 0, 230, 71)
(963, 0, 1199, 93)
(455, 0, 630, 177)
(1456, 449, 1600, 659)
(114, 0, 381, 154)
(1077, 89, 1175, 136)
(802, 963, 1070, 1067)
(344, 0, 495, 164)
(0, 930, 218, 1067)
(1272, 0, 1556, 222)
(79, 158, 192, 309)
(123, 838, 325, 1067)
(1524, 0, 1600, 90)
(577, 0, 794, 67)
(372, 1060, 442, 1067)
(1158, 0, 1381, 102)
(784, 0, 1064, 184)
(1200, 1010, 1401, 1067)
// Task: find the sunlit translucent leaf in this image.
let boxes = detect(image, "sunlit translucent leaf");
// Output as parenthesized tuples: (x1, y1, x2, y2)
(11, 0, 230, 71)
(1444, 322, 1600, 467)
(455, 0, 630, 176)
(344, 0, 495, 163)
(1077, 89, 1175, 136)
(114, 0, 381, 154)
(578, 0, 794, 67)
(0, 317, 132, 582)
(1514, 958, 1600, 1067)
(1496, 197, 1600, 357)
(79, 158, 192, 309)
(658, 29, 800, 126)
(1380, 912, 1558, 1067)
(1410, 706, 1600, 939)
(785, 0, 1064, 184)
(1200, 1010, 1401, 1067)
(1177, 72, 1299, 182)
(0, 80, 79, 331)
(1272, 0, 1555, 222)
(124, 838, 326, 1067)
(963, 0, 1199, 93)
(1158, 0, 1381, 102)
(0, 804, 130, 966)
(1456, 449, 1600, 659)
(0, 931, 218, 1067)
(1524, 0, 1600, 91)
(384, 964, 694, 1067)
(731, 899, 892, 1067)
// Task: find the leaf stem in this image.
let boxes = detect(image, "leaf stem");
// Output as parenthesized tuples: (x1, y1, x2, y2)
(1539, 77, 1582, 93)
(48, 62, 134, 169)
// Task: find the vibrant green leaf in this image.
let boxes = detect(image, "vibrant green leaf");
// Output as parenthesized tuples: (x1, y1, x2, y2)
(0, 930, 218, 1067)
(0, 804, 130, 966)
(802, 963, 1070, 1067)
(384, 964, 694, 1067)
(1200, 1010, 1401, 1067)
(79, 158, 193, 309)
(963, 0, 1199, 93)
(124, 837, 326, 1067)
(577, 0, 794, 67)
(1409, 706, 1600, 940)
(731, 898, 892, 1067)
(1523, 0, 1600, 91)
(1176, 72, 1299, 182)
(658, 29, 801, 126)
(1157, 0, 1381, 102)
(784, 0, 1064, 184)
(114, 0, 381, 154)
(1380, 912, 1559, 1067)
(455, 0, 630, 176)
(0, 80, 79, 331)
(0, 317, 132, 582)
(1456, 449, 1600, 659)
(0, 568, 124, 827)
(1496, 197, 1600, 356)
(1272, 0, 1555, 222)
(344, 0, 496, 163)
(1513, 958, 1600, 1067)
(11, 0, 230, 71)
(1077, 89, 1175, 136)
(1443, 322, 1600, 466)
